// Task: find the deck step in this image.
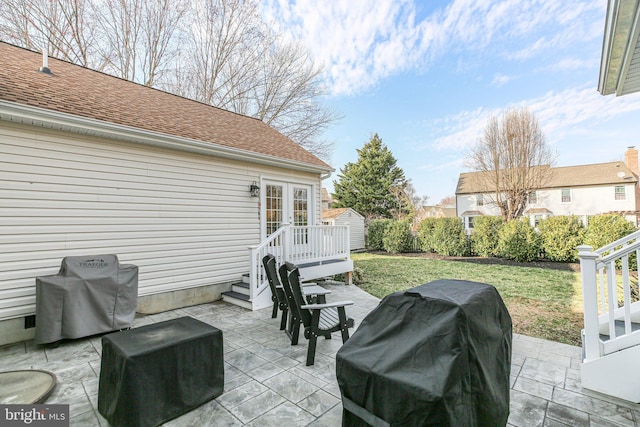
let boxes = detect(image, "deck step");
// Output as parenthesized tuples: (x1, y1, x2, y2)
(232, 281, 250, 296)
(600, 320, 640, 342)
(221, 290, 252, 310)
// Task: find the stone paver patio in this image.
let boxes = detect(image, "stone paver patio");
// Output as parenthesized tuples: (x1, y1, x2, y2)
(2, 282, 640, 426)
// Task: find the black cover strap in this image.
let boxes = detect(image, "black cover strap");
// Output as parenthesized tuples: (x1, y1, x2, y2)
(342, 396, 391, 427)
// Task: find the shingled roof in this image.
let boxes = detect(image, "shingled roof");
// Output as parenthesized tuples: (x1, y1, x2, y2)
(456, 162, 638, 195)
(0, 42, 331, 171)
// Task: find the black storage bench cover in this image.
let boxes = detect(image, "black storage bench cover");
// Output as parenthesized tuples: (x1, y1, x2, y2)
(98, 316, 224, 427)
(35, 254, 138, 344)
(336, 279, 512, 427)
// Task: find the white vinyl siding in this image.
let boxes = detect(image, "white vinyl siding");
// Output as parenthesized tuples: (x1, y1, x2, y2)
(0, 123, 321, 321)
(324, 209, 365, 250)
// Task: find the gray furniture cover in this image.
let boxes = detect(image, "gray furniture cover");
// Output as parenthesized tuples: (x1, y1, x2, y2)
(336, 279, 512, 426)
(35, 255, 138, 345)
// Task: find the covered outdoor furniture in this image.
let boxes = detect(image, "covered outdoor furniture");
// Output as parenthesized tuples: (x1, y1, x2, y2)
(35, 254, 138, 345)
(336, 279, 512, 426)
(279, 262, 354, 366)
(98, 316, 224, 427)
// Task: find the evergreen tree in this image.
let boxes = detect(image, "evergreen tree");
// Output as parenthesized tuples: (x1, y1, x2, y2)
(332, 134, 407, 221)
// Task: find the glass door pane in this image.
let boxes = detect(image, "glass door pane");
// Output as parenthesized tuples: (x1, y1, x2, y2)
(265, 184, 283, 236)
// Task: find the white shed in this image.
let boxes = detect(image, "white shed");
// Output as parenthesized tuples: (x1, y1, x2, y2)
(322, 208, 365, 250)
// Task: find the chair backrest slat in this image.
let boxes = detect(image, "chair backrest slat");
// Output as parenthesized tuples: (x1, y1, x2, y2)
(262, 254, 285, 304)
(279, 262, 312, 327)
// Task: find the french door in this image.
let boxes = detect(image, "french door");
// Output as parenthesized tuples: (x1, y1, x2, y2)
(263, 181, 313, 239)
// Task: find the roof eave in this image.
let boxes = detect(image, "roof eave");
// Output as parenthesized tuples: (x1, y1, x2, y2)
(598, 0, 640, 96)
(0, 100, 333, 175)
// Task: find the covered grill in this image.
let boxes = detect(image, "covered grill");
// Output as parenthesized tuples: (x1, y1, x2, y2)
(35, 255, 138, 345)
(336, 279, 512, 426)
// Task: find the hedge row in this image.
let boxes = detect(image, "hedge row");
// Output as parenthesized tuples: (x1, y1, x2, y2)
(367, 214, 637, 263)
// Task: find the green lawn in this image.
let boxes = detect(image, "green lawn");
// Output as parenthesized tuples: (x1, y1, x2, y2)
(351, 252, 584, 346)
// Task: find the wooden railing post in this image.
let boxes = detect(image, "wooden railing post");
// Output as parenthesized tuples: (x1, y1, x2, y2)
(578, 244, 601, 361)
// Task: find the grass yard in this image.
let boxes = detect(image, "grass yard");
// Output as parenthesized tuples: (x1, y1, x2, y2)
(351, 252, 584, 346)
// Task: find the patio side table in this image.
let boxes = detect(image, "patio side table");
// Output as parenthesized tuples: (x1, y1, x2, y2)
(98, 316, 224, 427)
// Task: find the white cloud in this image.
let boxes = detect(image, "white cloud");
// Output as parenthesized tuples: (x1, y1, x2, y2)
(263, 0, 604, 96)
(491, 73, 513, 86)
(429, 85, 640, 153)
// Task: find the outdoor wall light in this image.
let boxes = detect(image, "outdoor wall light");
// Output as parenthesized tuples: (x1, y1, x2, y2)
(249, 181, 260, 197)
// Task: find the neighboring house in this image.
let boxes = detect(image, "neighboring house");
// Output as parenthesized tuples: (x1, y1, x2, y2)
(321, 187, 334, 210)
(412, 205, 457, 230)
(322, 208, 365, 250)
(456, 147, 640, 230)
(0, 42, 352, 345)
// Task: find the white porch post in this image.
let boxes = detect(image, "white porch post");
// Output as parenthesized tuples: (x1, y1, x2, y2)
(578, 245, 601, 361)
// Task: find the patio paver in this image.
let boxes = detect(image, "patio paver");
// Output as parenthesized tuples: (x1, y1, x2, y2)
(2, 282, 640, 426)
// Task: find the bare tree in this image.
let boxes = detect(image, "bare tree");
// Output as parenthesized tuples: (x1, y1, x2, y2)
(0, 0, 100, 68)
(95, 0, 187, 85)
(468, 107, 555, 221)
(165, 0, 339, 160)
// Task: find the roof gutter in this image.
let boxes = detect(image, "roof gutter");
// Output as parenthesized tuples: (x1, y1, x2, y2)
(0, 100, 334, 175)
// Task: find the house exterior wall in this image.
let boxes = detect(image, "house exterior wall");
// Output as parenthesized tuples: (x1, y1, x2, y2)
(456, 182, 638, 229)
(0, 122, 321, 323)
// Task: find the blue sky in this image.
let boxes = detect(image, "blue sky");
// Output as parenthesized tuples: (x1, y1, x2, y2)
(264, 0, 640, 204)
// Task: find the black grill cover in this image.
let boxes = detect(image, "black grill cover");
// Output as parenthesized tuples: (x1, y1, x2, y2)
(35, 255, 138, 344)
(336, 279, 512, 427)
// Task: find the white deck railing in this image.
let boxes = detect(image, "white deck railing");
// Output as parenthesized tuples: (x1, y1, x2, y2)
(248, 224, 350, 305)
(579, 229, 640, 362)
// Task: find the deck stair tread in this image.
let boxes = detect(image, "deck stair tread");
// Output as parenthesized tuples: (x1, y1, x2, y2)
(297, 258, 347, 268)
(222, 290, 250, 302)
(599, 320, 640, 342)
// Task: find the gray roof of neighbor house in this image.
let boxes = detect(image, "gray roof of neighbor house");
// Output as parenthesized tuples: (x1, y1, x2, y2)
(456, 162, 638, 195)
(599, 0, 640, 96)
(0, 42, 331, 172)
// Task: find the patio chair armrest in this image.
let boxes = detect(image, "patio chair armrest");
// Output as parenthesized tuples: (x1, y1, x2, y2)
(301, 300, 354, 310)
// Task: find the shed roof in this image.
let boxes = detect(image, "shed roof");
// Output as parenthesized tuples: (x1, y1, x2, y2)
(0, 42, 331, 171)
(456, 162, 637, 195)
(322, 208, 364, 220)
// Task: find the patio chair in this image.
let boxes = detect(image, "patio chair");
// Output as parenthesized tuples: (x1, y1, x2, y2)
(278, 262, 355, 366)
(262, 254, 289, 331)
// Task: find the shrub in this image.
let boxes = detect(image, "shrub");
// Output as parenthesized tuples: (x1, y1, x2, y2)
(417, 217, 439, 253)
(583, 214, 637, 251)
(382, 220, 413, 254)
(367, 219, 393, 250)
(431, 218, 470, 256)
(497, 219, 542, 262)
(537, 216, 585, 262)
(584, 214, 637, 269)
(470, 216, 504, 257)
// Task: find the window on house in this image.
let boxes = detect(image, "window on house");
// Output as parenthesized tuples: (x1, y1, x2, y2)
(476, 195, 483, 207)
(615, 185, 626, 200)
(467, 216, 475, 229)
(561, 189, 571, 203)
(528, 191, 537, 204)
